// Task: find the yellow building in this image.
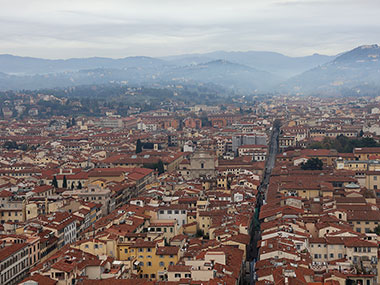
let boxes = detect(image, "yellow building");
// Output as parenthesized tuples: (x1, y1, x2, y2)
(147, 219, 178, 240)
(365, 171, 380, 190)
(279, 186, 320, 199)
(217, 176, 228, 189)
(72, 237, 117, 258)
(117, 240, 180, 280)
(354, 147, 380, 161)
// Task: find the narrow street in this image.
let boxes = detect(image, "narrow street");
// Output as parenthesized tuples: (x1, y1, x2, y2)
(247, 120, 280, 285)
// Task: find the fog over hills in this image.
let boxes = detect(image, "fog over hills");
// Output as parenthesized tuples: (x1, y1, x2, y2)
(281, 44, 380, 95)
(0, 54, 170, 75)
(163, 51, 334, 78)
(0, 45, 379, 95)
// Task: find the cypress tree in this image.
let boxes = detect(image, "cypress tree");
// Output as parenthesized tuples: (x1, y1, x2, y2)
(52, 176, 58, 188)
(136, 139, 143, 154)
(157, 159, 165, 175)
(62, 175, 67, 188)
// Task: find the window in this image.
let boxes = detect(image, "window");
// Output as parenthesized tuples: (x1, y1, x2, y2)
(147, 248, 152, 252)
(147, 255, 152, 258)
(169, 262, 174, 266)
(175, 210, 179, 214)
(139, 262, 144, 266)
(147, 262, 152, 266)
(330, 253, 334, 258)
(151, 274, 156, 279)
(138, 248, 144, 252)
(159, 262, 165, 267)
(124, 249, 128, 253)
(175, 273, 181, 278)
(168, 210, 172, 214)
(159, 210, 164, 214)
(185, 274, 191, 278)
(314, 254, 318, 259)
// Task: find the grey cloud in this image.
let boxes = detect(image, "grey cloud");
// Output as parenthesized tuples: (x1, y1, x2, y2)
(0, 0, 379, 58)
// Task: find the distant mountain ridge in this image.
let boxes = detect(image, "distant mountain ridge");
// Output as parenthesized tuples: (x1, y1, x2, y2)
(0, 45, 379, 95)
(0, 59, 281, 92)
(281, 44, 380, 95)
(162, 51, 334, 78)
(0, 50, 334, 78)
(0, 54, 170, 75)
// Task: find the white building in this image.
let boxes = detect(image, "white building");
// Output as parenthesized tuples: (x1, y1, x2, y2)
(0, 243, 30, 285)
(157, 205, 188, 227)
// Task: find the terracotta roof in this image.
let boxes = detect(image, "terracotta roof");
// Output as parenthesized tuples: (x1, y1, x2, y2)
(20, 273, 57, 285)
(0, 243, 28, 261)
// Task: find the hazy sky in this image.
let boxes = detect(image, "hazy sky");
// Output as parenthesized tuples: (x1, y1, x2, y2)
(1, 0, 379, 58)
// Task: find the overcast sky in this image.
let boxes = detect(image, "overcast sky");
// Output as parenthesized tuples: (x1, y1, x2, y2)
(1, 0, 379, 59)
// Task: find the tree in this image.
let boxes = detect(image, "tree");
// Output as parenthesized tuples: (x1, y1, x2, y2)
(71, 182, 75, 190)
(77, 181, 82, 189)
(307, 135, 380, 153)
(19, 144, 28, 151)
(136, 139, 142, 154)
(52, 176, 58, 188)
(196, 229, 204, 237)
(3, 140, 18, 150)
(157, 160, 165, 175)
(62, 175, 67, 188)
(301, 158, 323, 170)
